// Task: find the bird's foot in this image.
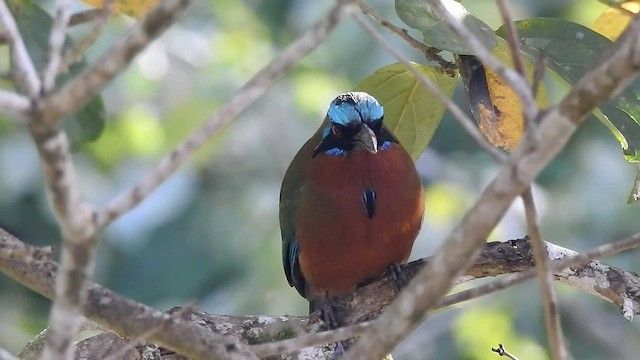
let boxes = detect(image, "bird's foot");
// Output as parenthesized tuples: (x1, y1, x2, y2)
(384, 262, 408, 294)
(315, 300, 350, 357)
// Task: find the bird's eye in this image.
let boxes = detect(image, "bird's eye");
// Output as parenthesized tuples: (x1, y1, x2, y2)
(368, 118, 382, 132)
(331, 125, 342, 136)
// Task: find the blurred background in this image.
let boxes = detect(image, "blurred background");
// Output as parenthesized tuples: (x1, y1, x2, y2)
(1, 0, 640, 358)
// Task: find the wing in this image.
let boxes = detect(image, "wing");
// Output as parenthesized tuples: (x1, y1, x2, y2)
(279, 137, 316, 298)
(280, 120, 329, 298)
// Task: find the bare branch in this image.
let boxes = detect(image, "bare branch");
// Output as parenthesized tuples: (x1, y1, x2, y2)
(42, 0, 73, 92)
(69, 9, 104, 27)
(496, 0, 525, 77)
(521, 190, 568, 360)
(0, 347, 17, 360)
(36, 0, 192, 127)
(492, 344, 520, 360)
(430, 0, 537, 122)
(0, 88, 30, 119)
(342, 13, 640, 360)
(356, 1, 455, 75)
(95, 0, 357, 228)
(628, 164, 640, 203)
(58, 0, 115, 77)
(251, 321, 371, 358)
(0, 0, 41, 97)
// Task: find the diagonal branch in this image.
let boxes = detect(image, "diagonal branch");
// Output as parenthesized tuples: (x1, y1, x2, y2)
(58, 0, 115, 77)
(342, 11, 640, 360)
(42, 0, 72, 91)
(0, 0, 40, 97)
(0, 88, 30, 119)
(95, 0, 358, 229)
(356, 0, 455, 74)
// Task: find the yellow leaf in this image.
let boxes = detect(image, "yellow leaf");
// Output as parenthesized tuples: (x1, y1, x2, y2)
(460, 38, 548, 151)
(82, 0, 158, 18)
(592, 1, 640, 41)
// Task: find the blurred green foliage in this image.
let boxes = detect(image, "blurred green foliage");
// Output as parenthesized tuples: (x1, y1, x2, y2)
(1, 0, 640, 358)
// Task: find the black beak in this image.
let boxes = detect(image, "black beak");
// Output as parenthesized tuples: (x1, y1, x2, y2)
(353, 125, 378, 154)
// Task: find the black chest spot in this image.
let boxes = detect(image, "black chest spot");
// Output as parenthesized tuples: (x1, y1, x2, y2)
(362, 188, 376, 219)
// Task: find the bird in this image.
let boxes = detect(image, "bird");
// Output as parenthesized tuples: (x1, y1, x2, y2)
(279, 91, 424, 324)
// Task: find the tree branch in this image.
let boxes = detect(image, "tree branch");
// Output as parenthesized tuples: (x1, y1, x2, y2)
(42, 0, 72, 92)
(0, 0, 40, 97)
(521, 190, 568, 360)
(0, 88, 30, 119)
(0, 347, 17, 360)
(356, 1, 455, 75)
(58, 0, 115, 78)
(2, 227, 639, 359)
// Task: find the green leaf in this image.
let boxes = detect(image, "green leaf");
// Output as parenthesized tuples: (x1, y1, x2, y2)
(395, 0, 496, 54)
(354, 62, 458, 160)
(496, 18, 640, 162)
(8, 0, 106, 147)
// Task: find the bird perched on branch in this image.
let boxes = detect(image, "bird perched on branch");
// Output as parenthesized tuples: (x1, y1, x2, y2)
(279, 91, 424, 324)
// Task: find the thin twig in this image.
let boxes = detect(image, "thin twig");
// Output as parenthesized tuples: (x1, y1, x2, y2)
(251, 321, 373, 357)
(496, 0, 525, 77)
(0, 0, 41, 97)
(0, 348, 17, 360)
(42, 0, 73, 91)
(492, 344, 520, 360)
(69, 9, 104, 26)
(0, 88, 30, 119)
(429, 0, 537, 122)
(531, 53, 547, 98)
(58, 0, 115, 76)
(0, 31, 10, 44)
(95, 0, 358, 228)
(350, 12, 506, 163)
(356, 0, 455, 75)
(627, 164, 640, 203)
(496, 0, 538, 140)
(521, 190, 568, 360)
